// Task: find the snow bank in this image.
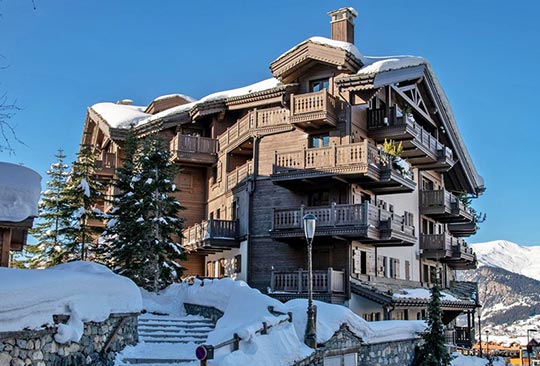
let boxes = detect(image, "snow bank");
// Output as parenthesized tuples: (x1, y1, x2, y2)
(0, 162, 41, 222)
(393, 288, 459, 302)
(0, 261, 142, 343)
(451, 353, 505, 366)
(91, 102, 150, 128)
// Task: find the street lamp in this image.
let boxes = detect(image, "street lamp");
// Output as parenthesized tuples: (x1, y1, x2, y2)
(485, 330, 489, 357)
(527, 329, 538, 366)
(303, 213, 317, 349)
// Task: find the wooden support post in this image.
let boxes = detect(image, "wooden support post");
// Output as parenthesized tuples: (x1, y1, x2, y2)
(327, 268, 333, 294)
(1, 229, 12, 267)
(298, 269, 303, 294)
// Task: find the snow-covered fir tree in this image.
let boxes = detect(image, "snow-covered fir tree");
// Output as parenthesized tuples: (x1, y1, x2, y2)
(414, 284, 453, 366)
(28, 149, 72, 267)
(62, 144, 104, 262)
(102, 133, 186, 292)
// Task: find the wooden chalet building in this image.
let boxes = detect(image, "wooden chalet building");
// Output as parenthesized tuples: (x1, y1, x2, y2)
(81, 7, 484, 347)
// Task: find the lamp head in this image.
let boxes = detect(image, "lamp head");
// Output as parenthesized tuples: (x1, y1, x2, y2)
(303, 214, 317, 242)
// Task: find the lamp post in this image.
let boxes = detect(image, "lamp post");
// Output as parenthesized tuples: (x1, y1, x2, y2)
(485, 330, 489, 358)
(303, 213, 317, 349)
(527, 329, 538, 366)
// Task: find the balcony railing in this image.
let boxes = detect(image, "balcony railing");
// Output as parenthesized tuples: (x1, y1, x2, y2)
(170, 134, 218, 165)
(95, 152, 116, 175)
(367, 107, 454, 171)
(272, 140, 416, 194)
(420, 189, 474, 223)
(218, 108, 290, 150)
(289, 89, 337, 128)
(270, 268, 345, 294)
(226, 160, 253, 191)
(182, 219, 239, 251)
(272, 202, 415, 245)
(420, 233, 476, 267)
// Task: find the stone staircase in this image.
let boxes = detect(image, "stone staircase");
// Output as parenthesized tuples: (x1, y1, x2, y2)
(116, 315, 215, 366)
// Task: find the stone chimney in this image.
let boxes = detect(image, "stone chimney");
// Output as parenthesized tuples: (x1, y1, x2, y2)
(327, 7, 357, 44)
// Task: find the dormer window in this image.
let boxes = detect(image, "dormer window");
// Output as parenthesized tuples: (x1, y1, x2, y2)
(310, 78, 329, 92)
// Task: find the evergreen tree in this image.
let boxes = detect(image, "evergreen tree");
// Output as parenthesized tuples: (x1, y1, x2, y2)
(62, 144, 103, 262)
(414, 284, 454, 366)
(97, 130, 147, 279)
(28, 149, 72, 267)
(101, 133, 186, 291)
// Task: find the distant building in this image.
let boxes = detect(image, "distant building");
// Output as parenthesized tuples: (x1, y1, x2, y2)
(0, 162, 41, 267)
(81, 7, 484, 348)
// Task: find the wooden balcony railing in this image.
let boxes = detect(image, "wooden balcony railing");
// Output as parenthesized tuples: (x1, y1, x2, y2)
(421, 233, 475, 264)
(95, 152, 116, 175)
(272, 202, 415, 243)
(226, 160, 253, 190)
(274, 140, 379, 171)
(289, 89, 337, 128)
(170, 134, 218, 165)
(270, 268, 345, 294)
(420, 189, 475, 222)
(182, 219, 238, 250)
(218, 108, 290, 150)
(367, 107, 454, 166)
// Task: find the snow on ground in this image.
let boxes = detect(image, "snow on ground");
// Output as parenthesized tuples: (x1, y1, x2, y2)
(393, 288, 459, 302)
(0, 261, 142, 343)
(451, 353, 505, 366)
(0, 162, 41, 222)
(139, 278, 426, 366)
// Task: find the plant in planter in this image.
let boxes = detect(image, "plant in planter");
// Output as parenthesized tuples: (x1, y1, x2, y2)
(380, 139, 413, 179)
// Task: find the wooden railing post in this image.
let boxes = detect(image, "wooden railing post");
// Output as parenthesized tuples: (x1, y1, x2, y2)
(327, 267, 333, 294)
(297, 269, 303, 293)
(299, 205, 305, 228)
(331, 202, 337, 227)
(270, 270, 276, 292)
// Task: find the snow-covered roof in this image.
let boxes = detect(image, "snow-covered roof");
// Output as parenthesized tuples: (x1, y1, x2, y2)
(91, 102, 150, 129)
(89, 78, 282, 130)
(393, 288, 459, 302)
(276, 36, 363, 63)
(0, 162, 41, 223)
(151, 93, 197, 103)
(358, 55, 427, 75)
(0, 261, 142, 342)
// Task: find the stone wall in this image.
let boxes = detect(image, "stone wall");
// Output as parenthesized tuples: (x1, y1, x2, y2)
(295, 324, 420, 366)
(184, 303, 223, 323)
(0, 313, 138, 366)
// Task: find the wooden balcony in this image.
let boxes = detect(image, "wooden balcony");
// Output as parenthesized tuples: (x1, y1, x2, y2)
(420, 233, 476, 269)
(182, 219, 239, 253)
(269, 268, 347, 304)
(170, 134, 218, 165)
(289, 90, 337, 129)
(367, 107, 455, 171)
(95, 152, 116, 176)
(226, 160, 253, 191)
(271, 140, 416, 194)
(448, 221, 479, 237)
(218, 108, 291, 151)
(420, 189, 474, 223)
(271, 202, 416, 246)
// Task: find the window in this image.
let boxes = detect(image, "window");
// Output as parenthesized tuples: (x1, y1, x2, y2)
(422, 177, 435, 191)
(360, 251, 367, 275)
(310, 78, 329, 92)
(308, 133, 330, 148)
(234, 255, 242, 273)
(308, 191, 330, 206)
(207, 261, 214, 277)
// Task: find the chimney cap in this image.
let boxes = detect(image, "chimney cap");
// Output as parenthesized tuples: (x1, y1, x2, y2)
(116, 99, 133, 105)
(328, 7, 358, 21)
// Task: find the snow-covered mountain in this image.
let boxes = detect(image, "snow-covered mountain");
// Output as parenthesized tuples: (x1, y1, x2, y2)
(460, 240, 540, 342)
(472, 240, 540, 281)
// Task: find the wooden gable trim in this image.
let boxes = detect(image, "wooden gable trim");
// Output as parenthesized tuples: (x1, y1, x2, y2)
(270, 42, 362, 83)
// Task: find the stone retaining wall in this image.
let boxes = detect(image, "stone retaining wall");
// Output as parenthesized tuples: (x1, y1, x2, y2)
(184, 303, 223, 323)
(0, 313, 138, 366)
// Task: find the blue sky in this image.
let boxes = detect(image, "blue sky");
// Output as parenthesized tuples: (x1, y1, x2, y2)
(0, 1, 538, 245)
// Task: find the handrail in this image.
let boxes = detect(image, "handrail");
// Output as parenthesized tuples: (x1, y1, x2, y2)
(197, 310, 293, 364)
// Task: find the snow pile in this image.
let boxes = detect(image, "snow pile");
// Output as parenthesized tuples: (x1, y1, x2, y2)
(91, 102, 150, 128)
(0, 162, 41, 222)
(472, 240, 540, 281)
(393, 288, 460, 302)
(277, 36, 363, 62)
(140, 279, 426, 366)
(451, 353, 505, 366)
(0, 261, 142, 343)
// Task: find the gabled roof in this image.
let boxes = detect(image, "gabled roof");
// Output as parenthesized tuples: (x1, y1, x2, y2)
(335, 56, 485, 195)
(270, 36, 363, 83)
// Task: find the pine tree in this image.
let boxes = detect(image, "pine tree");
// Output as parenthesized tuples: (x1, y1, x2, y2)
(101, 133, 186, 291)
(414, 284, 454, 366)
(62, 144, 103, 262)
(28, 149, 72, 267)
(97, 130, 147, 279)
(134, 134, 186, 292)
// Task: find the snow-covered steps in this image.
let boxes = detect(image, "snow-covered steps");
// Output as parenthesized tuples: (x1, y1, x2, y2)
(115, 315, 215, 366)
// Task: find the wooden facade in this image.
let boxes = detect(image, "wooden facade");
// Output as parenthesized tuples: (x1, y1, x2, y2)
(79, 7, 484, 339)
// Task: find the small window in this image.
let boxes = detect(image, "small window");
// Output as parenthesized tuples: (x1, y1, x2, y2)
(310, 78, 330, 92)
(308, 134, 330, 148)
(234, 255, 242, 273)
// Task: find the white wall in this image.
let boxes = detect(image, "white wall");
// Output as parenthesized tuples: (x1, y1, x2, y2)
(204, 240, 248, 281)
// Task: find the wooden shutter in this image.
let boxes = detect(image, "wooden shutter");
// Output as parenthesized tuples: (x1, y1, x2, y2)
(367, 251, 375, 276)
(395, 259, 400, 279)
(377, 255, 385, 276)
(353, 249, 361, 274)
(234, 254, 242, 273)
